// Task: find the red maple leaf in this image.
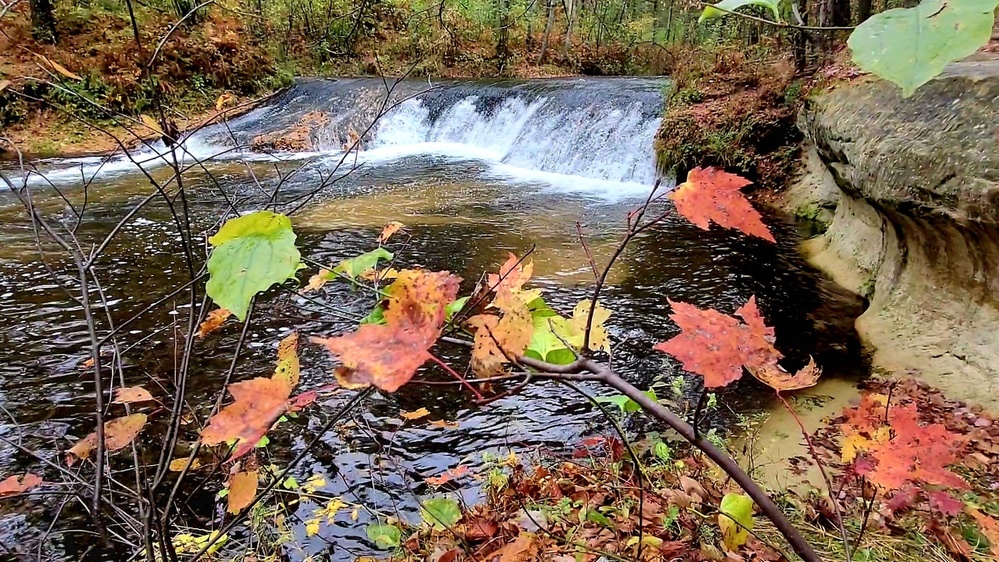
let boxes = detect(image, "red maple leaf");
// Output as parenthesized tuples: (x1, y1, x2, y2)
(842, 398, 967, 493)
(654, 296, 782, 388)
(312, 269, 460, 392)
(669, 167, 775, 242)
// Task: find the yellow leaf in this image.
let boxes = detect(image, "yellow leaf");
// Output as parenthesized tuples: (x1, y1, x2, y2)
(305, 519, 321, 537)
(359, 267, 400, 282)
(35, 53, 82, 80)
(351, 506, 360, 520)
(140, 114, 164, 136)
(0, 80, 10, 94)
(304, 269, 335, 293)
(169, 458, 202, 472)
(227, 470, 258, 514)
(273, 332, 300, 388)
(400, 407, 430, 421)
(216, 92, 236, 111)
(428, 419, 460, 429)
(550, 299, 612, 353)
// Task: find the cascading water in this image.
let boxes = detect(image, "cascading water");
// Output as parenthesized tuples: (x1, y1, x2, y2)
(9, 77, 667, 197)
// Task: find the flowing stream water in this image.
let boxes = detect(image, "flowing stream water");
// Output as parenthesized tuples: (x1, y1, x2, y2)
(0, 77, 866, 560)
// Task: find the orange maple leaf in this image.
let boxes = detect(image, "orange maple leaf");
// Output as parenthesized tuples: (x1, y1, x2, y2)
(841, 398, 967, 492)
(467, 303, 533, 376)
(378, 221, 405, 243)
(426, 465, 470, 486)
(0, 474, 42, 497)
(654, 296, 782, 388)
(312, 269, 461, 392)
(201, 377, 291, 459)
(486, 253, 541, 310)
(669, 167, 775, 242)
(197, 308, 232, 337)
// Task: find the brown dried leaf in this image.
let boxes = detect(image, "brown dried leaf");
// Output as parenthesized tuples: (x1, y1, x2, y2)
(112, 386, 154, 404)
(227, 469, 258, 514)
(401, 407, 430, 421)
(304, 269, 334, 293)
(67, 413, 148, 464)
(749, 356, 821, 393)
(35, 53, 82, 80)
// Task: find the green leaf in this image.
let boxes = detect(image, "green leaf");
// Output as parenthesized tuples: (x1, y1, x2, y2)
(595, 389, 658, 414)
(663, 505, 680, 530)
(586, 509, 614, 528)
(206, 211, 301, 321)
(699, 0, 780, 23)
(654, 441, 673, 463)
(421, 497, 462, 529)
(282, 476, 299, 490)
(445, 297, 470, 322)
(524, 316, 575, 365)
(527, 296, 558, 318)
(361, 304, 386, 325)
(255, 435, 269, 448)
(848, 0, 998, 97)
(718, 493, 754, 551)
(333, 248, 393, 280)
(366, 523, 402, 549)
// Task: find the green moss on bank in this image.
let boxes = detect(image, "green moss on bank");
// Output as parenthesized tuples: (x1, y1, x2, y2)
(654, 49, 805, 191)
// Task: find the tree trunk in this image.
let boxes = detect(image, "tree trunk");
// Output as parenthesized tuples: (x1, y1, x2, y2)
(496, 0, 510, 70)
(563, 0, 574, 51)
(30, 0, 58, 43)
(856, 0, 872, 23)
(539, 0, 556, 63)
(831, 0, 850, 27)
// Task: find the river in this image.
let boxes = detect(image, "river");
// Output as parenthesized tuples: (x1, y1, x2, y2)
(0, 77, 865, 560)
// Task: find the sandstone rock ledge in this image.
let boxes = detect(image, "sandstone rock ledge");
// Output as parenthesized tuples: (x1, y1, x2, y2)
(784, 61, 999, 412)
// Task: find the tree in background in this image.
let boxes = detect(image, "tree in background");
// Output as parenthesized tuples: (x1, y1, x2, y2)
(29, 0, 57, 43)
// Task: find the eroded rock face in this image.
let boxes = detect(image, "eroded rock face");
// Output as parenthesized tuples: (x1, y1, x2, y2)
(795, 61, 999, 411)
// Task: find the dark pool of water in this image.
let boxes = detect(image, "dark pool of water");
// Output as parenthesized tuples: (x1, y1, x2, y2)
(0, 153, 866, 560)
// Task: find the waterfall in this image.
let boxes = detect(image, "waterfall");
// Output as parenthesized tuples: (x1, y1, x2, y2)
(10, 77, 666, 194)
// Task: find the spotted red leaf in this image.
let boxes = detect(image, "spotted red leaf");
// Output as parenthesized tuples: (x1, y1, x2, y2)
(669, 167, 775, 242)
(654, 296, 782, 388)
